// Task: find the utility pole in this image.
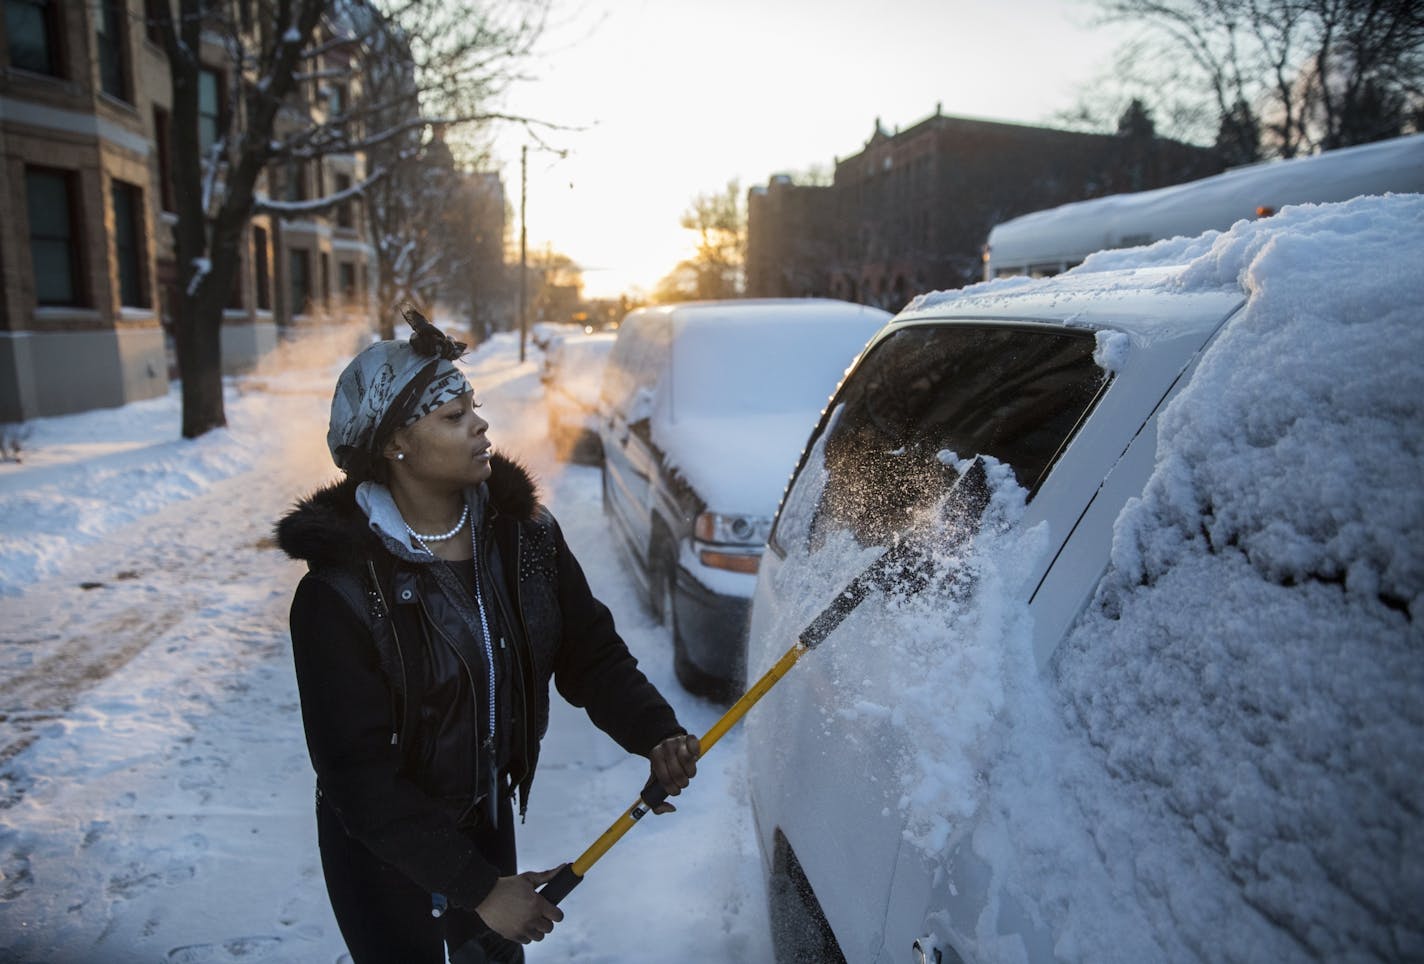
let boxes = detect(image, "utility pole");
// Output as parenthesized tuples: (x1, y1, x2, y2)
(518, 145, 528, 363)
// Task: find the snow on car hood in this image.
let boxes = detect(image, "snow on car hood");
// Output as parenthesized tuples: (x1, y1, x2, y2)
(652, 411, 822, 516)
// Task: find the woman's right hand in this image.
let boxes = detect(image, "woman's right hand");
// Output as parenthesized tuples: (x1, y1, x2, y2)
(474, 866, 566, 943)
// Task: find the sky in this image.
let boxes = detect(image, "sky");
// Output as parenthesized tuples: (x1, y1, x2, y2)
(486, 0, 1127, 299)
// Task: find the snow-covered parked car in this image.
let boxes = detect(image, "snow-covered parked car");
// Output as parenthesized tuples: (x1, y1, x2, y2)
(744, 195, 1424, 963)
(532, 320, 583, 356)
(599, 299, 890, 697)
(544, 331, 616, 464)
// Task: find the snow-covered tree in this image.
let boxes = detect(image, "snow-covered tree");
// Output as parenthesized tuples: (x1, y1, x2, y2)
(147, 0, 546, 438)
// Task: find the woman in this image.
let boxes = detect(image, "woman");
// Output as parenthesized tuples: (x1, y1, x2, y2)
(276, 309, 699, 963)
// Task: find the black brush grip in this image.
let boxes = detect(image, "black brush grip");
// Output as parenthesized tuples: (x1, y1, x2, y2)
(640, 775, 669, 809)
(538, 864, 582, 905)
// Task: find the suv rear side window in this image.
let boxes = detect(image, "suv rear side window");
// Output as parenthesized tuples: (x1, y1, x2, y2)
(601, 316, 669, 429)
(773, 324, 1108, 552)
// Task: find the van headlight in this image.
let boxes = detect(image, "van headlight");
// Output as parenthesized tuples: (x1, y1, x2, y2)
(694, 512, 770, 573)
(694, 512, 771, 545)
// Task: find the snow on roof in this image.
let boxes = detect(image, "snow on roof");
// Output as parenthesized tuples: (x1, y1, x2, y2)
(986, 134, 1424, 268)
(898, 263, 1246, 347)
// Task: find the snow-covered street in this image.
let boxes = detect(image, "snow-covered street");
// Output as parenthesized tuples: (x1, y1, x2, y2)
(0, 332, 772, 963)
(4, 195, 1421, 964)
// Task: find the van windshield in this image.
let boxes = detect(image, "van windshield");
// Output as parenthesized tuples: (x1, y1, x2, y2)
(774, 324, 1108, 552)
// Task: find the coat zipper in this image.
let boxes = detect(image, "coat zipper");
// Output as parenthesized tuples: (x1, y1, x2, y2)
(469, 523, 498, 760)
(483, 512, 534, 819)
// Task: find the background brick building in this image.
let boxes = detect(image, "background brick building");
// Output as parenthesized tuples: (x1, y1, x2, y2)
(747, 106, 1223, 311)
(0, 0, 380, 421)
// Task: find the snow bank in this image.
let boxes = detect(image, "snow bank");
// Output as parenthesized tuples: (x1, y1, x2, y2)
(0, 331, 359, 597)
(0, 387, 263, 595)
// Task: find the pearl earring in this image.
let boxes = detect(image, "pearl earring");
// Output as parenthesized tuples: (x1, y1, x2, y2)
(395, 453, 405, 461)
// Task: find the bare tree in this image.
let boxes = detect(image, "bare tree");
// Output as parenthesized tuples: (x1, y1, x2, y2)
(525, 247, 583, 323)
(650, 263, 700, 305)
(1080, 0, 1423, 159)
(351, 4, 537, 339)
(1304, 0, 1424, 149)
(147, 0, 547, 438)
(660, 180, 745, 302)
(440, 169, 514, 342)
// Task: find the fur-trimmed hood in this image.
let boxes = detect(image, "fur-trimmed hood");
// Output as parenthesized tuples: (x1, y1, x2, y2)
(275, 453, 540, 569)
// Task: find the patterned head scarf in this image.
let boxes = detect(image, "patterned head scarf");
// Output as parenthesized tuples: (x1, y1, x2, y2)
(327, 307, 471, 470)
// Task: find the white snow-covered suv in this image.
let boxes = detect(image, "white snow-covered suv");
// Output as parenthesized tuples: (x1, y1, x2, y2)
(743, 196, 1423, 963)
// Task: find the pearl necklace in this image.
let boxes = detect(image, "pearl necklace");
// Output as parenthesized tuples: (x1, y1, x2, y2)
(404, 503, 469, 544)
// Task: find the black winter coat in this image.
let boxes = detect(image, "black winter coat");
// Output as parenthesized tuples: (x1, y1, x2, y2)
(275, 454, 684, 909)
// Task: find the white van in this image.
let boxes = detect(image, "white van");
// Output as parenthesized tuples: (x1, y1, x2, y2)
(598, 298, 890, 696)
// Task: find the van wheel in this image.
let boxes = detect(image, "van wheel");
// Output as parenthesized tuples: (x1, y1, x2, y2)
(653, 548, 698, 693)
(768, 833, 846, 964)
(650, 540, 673, 622)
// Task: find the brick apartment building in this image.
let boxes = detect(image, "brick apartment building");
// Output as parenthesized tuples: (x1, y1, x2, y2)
(746, 106, 1224, 311)
(0, 0, 379, 422)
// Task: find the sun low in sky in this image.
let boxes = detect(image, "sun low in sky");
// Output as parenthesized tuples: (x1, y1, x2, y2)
(493, 0, 1124, 300)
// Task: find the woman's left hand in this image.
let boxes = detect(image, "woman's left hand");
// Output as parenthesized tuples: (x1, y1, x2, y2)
(648, 733, 700, 814)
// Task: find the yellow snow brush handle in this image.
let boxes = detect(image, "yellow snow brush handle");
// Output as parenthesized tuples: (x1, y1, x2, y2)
(537, 458, 992, 907)
(537, 639, 807, 905)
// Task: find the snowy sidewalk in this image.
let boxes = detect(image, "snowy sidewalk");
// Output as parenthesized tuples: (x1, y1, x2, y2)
(0, 334, 771, 963)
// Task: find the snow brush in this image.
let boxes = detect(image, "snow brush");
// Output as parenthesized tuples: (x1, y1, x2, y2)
(537, 458, 990, 907)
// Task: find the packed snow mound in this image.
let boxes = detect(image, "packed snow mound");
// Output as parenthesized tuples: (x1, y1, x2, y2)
(1048, 193, 1424, 959)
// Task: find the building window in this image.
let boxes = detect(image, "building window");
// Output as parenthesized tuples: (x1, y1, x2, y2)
(198, 67, 224, 153)
(6, 0, 61, 75)
(320, 252, 331, 309)
(26, 168, 83, 306)
(97, 0, 129, 101)
(285, 160, 307, 202)
(143, 0, 165, 44)
(334, 173, 353, 228)
(112, 180, 148, 308)
(153, 107, 175, 212)
(338, 261, 357, 304)
(289, 249, 311, 316)
(253, 226, 271, 310)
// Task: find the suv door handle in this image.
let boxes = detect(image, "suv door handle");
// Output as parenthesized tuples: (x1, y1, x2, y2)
(913, 938, 943, 964)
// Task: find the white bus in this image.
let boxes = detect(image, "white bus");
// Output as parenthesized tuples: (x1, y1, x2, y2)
(984, 133, 1424, 280)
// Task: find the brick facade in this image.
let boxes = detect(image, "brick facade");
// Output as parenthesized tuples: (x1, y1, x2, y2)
(747, 108, 1224, 311)
(0, 0, 377, 421)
